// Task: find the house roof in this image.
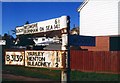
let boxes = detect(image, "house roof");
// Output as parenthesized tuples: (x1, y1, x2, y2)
(77, 0, 89, 12)
(77, 0, 120, 12)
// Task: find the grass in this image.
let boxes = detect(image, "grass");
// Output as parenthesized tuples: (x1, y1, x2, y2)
(2, 65, 120, 81)
(2, 65, 61, 81)
(70, 70, 120, 81)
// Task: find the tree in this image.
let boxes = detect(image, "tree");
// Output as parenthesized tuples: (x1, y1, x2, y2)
(25, 21, 29, 24)
(16, 34, 34, 47)
(3, 33, 15, 48)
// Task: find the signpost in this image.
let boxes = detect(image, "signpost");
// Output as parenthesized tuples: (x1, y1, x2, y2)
(5, 15, 70, 83)
(61, 16, 70, 83)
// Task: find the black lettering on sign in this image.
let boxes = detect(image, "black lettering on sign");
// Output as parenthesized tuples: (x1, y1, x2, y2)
(55, 63, 59, 67)
(58, 19, 60, 23)
(55, 19, 58, 24)
(27, 52, 44, 56)
(46, 26, 49, 31)
(50, 25, 53, 30)
(46, 25, 53, 31)
(27, 61, 51, 67)
(16, 28, 23, 33)
(27, 56, 45, 62)
(6, 54, 23, 62)
(19, 55, 23, 62)
(6, 55, 10, 61)
(54, 24, 60, 29)
(39, 27, 44, 31)
(55, 52, 59, 67)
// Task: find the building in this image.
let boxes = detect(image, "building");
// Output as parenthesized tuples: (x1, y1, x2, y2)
(0, 40, 6, 45)
(70, 27, 79, 35)
(78, 0, 120, 51)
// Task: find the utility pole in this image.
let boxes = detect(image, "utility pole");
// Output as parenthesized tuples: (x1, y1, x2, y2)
(61, 16, 70, 83)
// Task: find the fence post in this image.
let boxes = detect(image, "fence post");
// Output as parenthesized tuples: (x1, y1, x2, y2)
(61, 16, 70, 83)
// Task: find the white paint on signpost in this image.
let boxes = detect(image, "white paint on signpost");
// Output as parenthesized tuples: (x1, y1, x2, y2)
(5, 51, 24, 65)
(61, 31, 68, 82)
(61, 16, 70, 83)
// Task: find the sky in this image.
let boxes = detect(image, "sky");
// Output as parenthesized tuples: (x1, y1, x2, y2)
(2, 1, 83, 37)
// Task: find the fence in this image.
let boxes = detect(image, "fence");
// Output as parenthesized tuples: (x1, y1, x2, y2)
(70, 50, 120, 74)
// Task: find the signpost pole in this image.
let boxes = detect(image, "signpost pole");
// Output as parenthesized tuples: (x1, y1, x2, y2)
(61, 16, 70, 83)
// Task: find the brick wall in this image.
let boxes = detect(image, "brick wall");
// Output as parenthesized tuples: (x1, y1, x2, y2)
(80, 36, 110, 51)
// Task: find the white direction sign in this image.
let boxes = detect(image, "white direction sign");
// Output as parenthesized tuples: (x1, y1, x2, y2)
(16, 16, 68, 35)
(5, 51, 24, 65)
(25, 50, 64, 68)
